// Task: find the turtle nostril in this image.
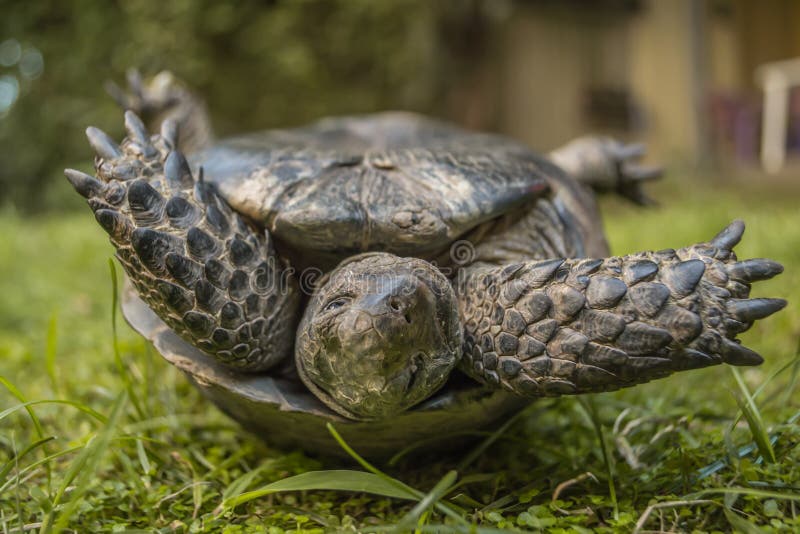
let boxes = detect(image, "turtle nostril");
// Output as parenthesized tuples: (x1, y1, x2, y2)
(389, 296, 403, 312)
(387, 296, 412, 322)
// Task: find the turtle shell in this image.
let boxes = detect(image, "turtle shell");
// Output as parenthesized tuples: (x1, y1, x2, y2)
(191, 112, 550, 262)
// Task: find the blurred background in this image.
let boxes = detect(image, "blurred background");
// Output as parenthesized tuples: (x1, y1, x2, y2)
(0, 4, 798, 530)
(3, 0, 800, 212)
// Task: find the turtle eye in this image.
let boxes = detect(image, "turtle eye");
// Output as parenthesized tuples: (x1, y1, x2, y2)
(323, 297, 350, 312)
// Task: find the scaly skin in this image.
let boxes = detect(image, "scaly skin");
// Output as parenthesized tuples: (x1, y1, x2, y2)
(66, 111, 300, 371)
(457, 221, 785, 396)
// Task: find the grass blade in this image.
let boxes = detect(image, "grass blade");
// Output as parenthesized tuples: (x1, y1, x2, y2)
(171, 451, 204, 519)
(0, 399, 106, 425)
(457, 403, 535, 471)
(396, 470, 458, 532)
(577, 396, 618, 520)
(729, 351, 800, 429)
(41, 391, 127, 534)
(722, 507, 765, 534)
(135, 438, 151, 476)
(729, 368, 776, 464)
(108, 259, 145, 420)
(0, 377, 55, 500)
(0, 377, 46, 440)
(0, 437, 55, 482)
(326, 424, 422, 497)
(781, 338, 800, 405)
(0, 446, 82, 496)
(45, 313, 58, 395)
(688, 487, 800, 502)
(221, 460, 277, 502)
(221, 470, 418, 511)
(326, 424, 470, 526)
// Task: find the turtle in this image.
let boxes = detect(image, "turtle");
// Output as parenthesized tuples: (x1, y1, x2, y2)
(65, 71, 786, 457)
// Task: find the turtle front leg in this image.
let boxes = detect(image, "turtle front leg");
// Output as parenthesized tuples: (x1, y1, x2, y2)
(66, 111, 300, 371)
(457, 221, 785, 396)
(106, 69, 213, 154)
(549, 136, 661, 205)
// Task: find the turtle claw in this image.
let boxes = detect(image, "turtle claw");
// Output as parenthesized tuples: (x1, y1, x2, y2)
(86, 126, 122, 160)
(82, 111, 177, 194)
(124, 110, 149, 145)
(720, 338, 764, 366)
(160, 119, 179, 148)
(729, 258, 784, 282)
(710, 219, 745, 251)
(624, 163, 662, 182)
(126, 68, 144, 95)
(124, 110, 158, 157)
(612, 141, 645, 161)
(105, 68, 179, 116)
(619, 182, 657, 206)
(65, 168, 105, 198)
(95, 208, 132, 241)
(104, 69, 147, 112)
(607, 140, 662, 206)
(728, 298, 787, 323)
(106, 161, 143, 181)
(104, 79, 130, 109)
(676, 222, 787, 347)
(164, 150, 193, 187)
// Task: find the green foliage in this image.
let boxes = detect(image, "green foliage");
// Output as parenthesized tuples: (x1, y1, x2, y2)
(0, 186, 799, 531)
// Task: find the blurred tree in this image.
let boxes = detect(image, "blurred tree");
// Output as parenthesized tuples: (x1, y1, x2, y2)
(0, 0, 501, 212)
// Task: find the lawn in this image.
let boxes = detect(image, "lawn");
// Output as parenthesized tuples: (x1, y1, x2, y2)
(0, 183, 798, 532)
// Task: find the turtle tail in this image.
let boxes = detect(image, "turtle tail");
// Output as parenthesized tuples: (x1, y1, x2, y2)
(457, 221, 786, 396)
(66, 111, 300, 371)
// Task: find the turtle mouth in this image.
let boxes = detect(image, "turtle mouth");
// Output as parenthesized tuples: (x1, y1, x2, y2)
(403, 352, 425, 395)
(379, 352, 424, 395)
(394, 351, 454, 401)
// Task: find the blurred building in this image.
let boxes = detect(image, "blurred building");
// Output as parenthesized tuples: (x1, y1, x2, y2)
(478, 0, 800, 170)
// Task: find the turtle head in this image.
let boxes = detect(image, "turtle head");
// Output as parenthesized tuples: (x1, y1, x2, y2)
(296, 253, 462, 420)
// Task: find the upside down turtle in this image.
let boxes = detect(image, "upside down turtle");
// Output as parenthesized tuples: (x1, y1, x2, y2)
(66, 72, 786, 456)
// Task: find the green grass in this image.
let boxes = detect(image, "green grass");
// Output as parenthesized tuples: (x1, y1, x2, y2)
(1, 184, 799, 533)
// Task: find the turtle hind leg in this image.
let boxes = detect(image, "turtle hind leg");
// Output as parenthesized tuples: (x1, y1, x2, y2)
(548, 136, 662, 205)
(67, 111, 300, 372)
(456, 221, 785, 396)
(105, 69, 214, 154)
